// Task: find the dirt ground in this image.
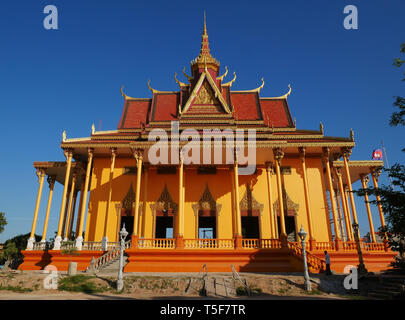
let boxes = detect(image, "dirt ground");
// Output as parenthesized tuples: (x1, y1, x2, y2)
(0, 270, 363, 300)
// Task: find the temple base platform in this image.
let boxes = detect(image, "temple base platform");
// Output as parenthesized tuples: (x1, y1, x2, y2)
(18, 248, 397, 274)
(18, 250, 104, 271)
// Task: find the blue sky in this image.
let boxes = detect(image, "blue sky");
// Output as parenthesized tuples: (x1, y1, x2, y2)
(0, 0, 404, 242)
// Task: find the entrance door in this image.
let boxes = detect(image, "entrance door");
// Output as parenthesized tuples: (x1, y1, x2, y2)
(277, 216, 296, 241)
(198, 216, 216, 238)
(120, 216, 134, 241)
(242, 216, 260, 238)
(155, 216, 173, 238)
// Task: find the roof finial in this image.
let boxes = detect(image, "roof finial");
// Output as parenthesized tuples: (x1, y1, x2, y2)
(203, 11, 207, 36)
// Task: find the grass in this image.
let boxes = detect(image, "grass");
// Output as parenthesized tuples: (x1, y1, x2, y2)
(303, 288, 322, 295)
(0, 284, 33, 293)
(58, 275, 108, 294)
(236, 285, 263, 296)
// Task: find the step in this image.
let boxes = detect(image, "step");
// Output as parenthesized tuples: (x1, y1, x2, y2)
(206, 277, 237, 298)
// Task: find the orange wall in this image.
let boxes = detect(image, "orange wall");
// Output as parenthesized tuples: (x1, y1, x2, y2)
(84, 156, 332, 243)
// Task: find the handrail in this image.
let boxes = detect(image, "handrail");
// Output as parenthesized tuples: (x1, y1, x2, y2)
(231, 265, 251, 296)
(138, 238, 175, 249)
(185, 264, 207, 294)
(90, 240, 131, 272)
(184, 239, 234, 249)
(288, 242, 326, 272)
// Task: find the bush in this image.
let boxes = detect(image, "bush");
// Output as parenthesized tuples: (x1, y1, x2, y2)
(58, 275, 105, 294)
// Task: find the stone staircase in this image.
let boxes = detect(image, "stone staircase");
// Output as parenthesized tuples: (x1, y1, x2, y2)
(367, 276, 405, 299)
(205, 275, 237, 298)
(96, 254, 129, 274)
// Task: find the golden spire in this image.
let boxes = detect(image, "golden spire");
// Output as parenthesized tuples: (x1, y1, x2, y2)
(203, 11, 207, 36)
(191, 12, 219, 73)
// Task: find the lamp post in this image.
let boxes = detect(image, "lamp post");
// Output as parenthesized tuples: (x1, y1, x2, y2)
(352, 222, 368, 274)
(117, 225, 128, 291)
(298, 225, 311, 292)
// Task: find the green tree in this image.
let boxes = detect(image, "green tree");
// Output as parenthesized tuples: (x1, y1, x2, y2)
(356, 43, 405, 271)
(390, 43, 405, 129)
(0, 211, 7, 234)
(0, 233, 41, 266)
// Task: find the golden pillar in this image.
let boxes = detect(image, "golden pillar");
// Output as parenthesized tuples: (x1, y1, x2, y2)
(131, 148, 143, 247)
(265, 163, 277, 239)
(230, 166, 237, 238)
(41, 176, 56, 242)
(76, 148, 94, 250)
(344, 186, 354, 239)
(103, 147, 117, 248)
(335, 188, 346, 242)
(370, 168, 386, 230)
(323, 148, 341, 247)
(342, 148, 359, 224)
(75, 178, 85, 239)
(335, 167, 353, 241)
(176, 151, 184, 248)
(233, 150, 242, 248)
(64, 172, 77, 241)
(61, 190, 70, 239)
(54, 149, 73, 250)
(140, 165, 149, 238)
(360, 174, 376, 243)
(299, 147, 315, 249)
(68, 190, 78, 239)
(274, 148, 287, 245)
(27, 169, 46, 249)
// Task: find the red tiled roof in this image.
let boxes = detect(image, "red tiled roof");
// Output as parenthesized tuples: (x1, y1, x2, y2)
(119, 99, 151, 129)
(150, 93, 179, 122)
(230, 92, 262, 120)
(260, 99, 293, 127)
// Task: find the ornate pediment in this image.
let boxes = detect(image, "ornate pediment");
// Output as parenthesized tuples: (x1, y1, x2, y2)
(273, 187, 299, 216)
(122, 184, 135, 211)
(192, 184, 222, 216)
(150, 184, 178, 215)
(239, 184, 264, 216)
(194, 81, 219, 105)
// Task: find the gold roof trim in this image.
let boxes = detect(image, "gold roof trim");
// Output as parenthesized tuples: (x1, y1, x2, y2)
(216, 66, 228, 81)
(147, 80, 177, 94)
(180, 71, 231, 115)
(231, 78, 265, 93)
(174, 72, 188, 88)
(182, 67, 192, 83)
(222, 72, 237, 87)
(262, 84, 292, 100)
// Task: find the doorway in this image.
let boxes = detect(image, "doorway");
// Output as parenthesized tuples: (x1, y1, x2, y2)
(242, 216, 260, 238)
(198, 216, 216, 239)
(277, 216, 297, 241)
(155, 216, 174, 238)
(120, 216, 133, 241)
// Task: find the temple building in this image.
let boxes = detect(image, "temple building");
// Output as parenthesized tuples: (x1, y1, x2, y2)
(20, 16, 396, 273)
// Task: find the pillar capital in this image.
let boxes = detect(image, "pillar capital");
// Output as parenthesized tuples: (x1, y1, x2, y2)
(131, 148, 144, 162)
(35, 168, 46, 181)
(370, 167, 382, 182)
(273, 148, 284, 164)
(87, 147, 94, 158)
(63, 148, 74, 159)
(47, 175, 56, 188)
(110, 147, 118, 158)
(341, 147, 352, 158)
(335, 167, 343, 177)
(298, 146, 306, 160)
(322, 147, 330, 159)
(360, 174, 370, 185)
(265, 162, 274, 174)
